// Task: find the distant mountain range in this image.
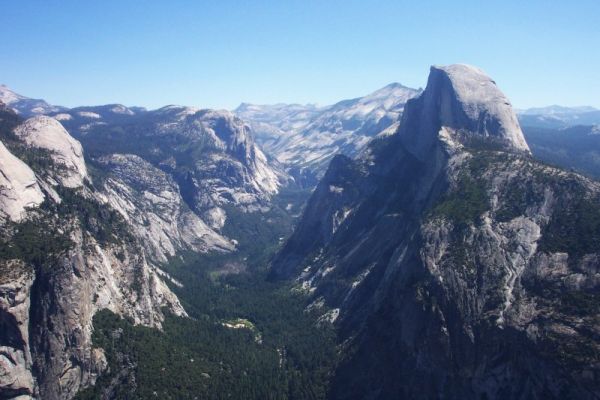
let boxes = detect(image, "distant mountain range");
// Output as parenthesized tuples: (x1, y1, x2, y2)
(3, 82, 600, 182)
(1, 77, 599, 399)
(235, 86, 600, 183)
(517, 105, 600, 129)
(236, 83, 422, 185)
(0, 84, 66, 116)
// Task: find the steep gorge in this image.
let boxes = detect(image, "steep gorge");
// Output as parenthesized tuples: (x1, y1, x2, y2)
(0, 105, 185, 399)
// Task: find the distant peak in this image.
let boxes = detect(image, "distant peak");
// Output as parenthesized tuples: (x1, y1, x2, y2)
(381, 82, 412, 90)
(369, 82, 419, 95)
(196, 108, 237, 120)
(519, 105, 599, 115)
(0, 84, 27, 104)
(156, 104, 200, 114)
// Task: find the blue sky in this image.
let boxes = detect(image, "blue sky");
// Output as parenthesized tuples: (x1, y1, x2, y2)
(1, 0, 599, 110)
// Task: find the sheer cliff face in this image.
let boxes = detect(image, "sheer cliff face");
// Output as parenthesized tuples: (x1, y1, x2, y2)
(0, 108, 186, 399)
(55, 106, 287, 217)
(400, 64, 530, 160)
(0, 141, 45, 222)
(271, 65, 600, 399)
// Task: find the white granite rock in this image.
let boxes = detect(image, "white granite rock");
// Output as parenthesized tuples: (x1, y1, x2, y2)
(14, 116, 87, 188)
(0, 140, 44, 222)
(400, 64, 530, 159)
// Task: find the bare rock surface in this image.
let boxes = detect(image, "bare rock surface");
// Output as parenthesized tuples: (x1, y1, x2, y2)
(96, 153, 235, 263)
(0, 140, 44, 222)
(13, 116, 87, 188)
(0, 108, 188, 399)
(400, 64, 530, 159)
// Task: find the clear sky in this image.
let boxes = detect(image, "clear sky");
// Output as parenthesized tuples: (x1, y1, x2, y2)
(1, 0, 599, 110)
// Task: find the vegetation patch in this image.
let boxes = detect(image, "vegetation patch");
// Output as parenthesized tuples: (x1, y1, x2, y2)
(220, 187, 311, 271)
(78, 187, 336, 399)
(54, 187, 133, 245)
(0, 217, 72, 267)
(432, 172, 488, 225)
(539, 196, 600, 262)
(495, 180, 544, 222)
(78, 269, 338, 400)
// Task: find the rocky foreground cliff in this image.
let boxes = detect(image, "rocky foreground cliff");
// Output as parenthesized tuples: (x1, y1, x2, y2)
(272, 65, 600, 399)
(0, 106, 187, 399)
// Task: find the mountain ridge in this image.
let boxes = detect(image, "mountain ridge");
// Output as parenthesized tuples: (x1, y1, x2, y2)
(1, 72, 600, 398)
(271, 64, 600, 399)
(0, 104, 187, 398)
(236, 82, 422, 185)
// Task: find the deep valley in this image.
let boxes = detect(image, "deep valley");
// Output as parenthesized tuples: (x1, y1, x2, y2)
(1, 63, 599, 400)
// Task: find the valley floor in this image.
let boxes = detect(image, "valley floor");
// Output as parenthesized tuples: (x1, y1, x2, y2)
(75, 189, 338, 400)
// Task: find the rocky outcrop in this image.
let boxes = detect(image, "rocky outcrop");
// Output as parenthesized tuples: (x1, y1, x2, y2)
(0, 261, 36, 399)
(30, 226, 186, 399)
(173, 108, 283, 201)
(0, 107, 187, 399)
(1, 223, 187, 400)
(55, 105, 287, 215)
(96, 153, 235, 263)
(0, 140, 45, 222)
(271, 64, 600, 399)
(13, 116, 88, 188)
(400, 64, 530, 159)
